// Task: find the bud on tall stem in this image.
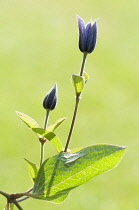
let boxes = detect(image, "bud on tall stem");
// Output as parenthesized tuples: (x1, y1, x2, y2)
(40, 84, 58, 166)
(64, 16, 97, 152)
(77, 15, 97, 54)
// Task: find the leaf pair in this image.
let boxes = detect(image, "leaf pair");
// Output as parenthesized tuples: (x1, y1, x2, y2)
(32, 128, 63, 152)
(16, 111, 65, 152)
(72, 71, 89, 95)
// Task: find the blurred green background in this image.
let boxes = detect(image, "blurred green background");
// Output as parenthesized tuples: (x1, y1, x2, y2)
(0, 0, 139, 209)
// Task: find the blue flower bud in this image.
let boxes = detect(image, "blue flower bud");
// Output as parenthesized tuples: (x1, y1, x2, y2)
(43, 84, 57, 110)
(77, 15, 97, 53)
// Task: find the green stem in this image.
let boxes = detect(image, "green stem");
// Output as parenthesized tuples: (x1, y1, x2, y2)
(40, 141, 45, 167)
(80, 52, 88, 76)
(64, 96, 80, 152)
(39, 109, 50, 167)
(12, 200, 23, 210)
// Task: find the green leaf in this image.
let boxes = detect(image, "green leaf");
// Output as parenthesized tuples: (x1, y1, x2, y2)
(32, 128, 63, 152)
(47, 118, 66, 132)
(24, 159, 38, 183)
(16, 111, 39, 128)
(72, 74, 84, 94)
(9, 204, 14, 210)
(83, 71, 89, 83)
(32, 144, 126, 203)
(5, 203, 14, 210)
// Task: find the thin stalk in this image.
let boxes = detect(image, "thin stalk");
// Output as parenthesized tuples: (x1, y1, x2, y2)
(6, 200, 10, 210)
(64, 53, 88, 152)
(17, 196, 29, 203)
(64, 96, 80, 152)
(44, 109, 50, 130)
(39, 109, 50, 167)
(0, 190, 10, 199)
(25, 187, 33, 193)
(80, 52, 88, 76)
(17, 186, 33, 203)
(13, 200, 23, 210)
(0, 190, 23, 210)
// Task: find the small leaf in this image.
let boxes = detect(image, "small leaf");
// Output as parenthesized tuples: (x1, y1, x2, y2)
(24, 158, 38, 183)
(9, 204, 14, 210)
(72, 74, 84, 94)
(16, 111, 39, 128)
(5, 204, 14, 210)
(83, 71, 89, 83)
(32, 144, 127, 203)
(32, 128, 63, 152)
(47, 118, 66, 132)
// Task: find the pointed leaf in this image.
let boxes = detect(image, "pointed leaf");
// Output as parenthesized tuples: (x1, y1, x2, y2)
(47, 118, 66, 132)
(16, 111, 39, 128)
(32, 128, 63, 152)
(72, 74, 84, 94)
(24, 158, 38, 183)
(32, 144, 127, 203)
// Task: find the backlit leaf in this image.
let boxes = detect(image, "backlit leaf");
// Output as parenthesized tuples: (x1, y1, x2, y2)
(24, 158, 38, 183)
(16, 111, 39, 128)
(9, 204, 14, 210)
(72, 74, 84, 94)
(47, 118, 66, 132)
(32, 144, 126, 203)
(83, 71, 89, 83)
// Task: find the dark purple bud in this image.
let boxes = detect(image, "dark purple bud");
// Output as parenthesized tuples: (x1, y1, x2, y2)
(43, 84, 57, 110)
(77, 15, 97, 53)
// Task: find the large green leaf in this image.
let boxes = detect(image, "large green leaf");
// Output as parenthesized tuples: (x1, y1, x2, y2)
(24, 158, 38, 183)
(32, 144, 126, 203)
(16, 111, 39, 128)
(47, 118, 66, 132)
(32, 128, 63, 152)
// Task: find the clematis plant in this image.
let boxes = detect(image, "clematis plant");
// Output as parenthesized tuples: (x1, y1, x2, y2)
(0, 16, 126, 210)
